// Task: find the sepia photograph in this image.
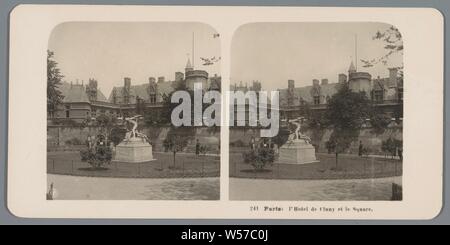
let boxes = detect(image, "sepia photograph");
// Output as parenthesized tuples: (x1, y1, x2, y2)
(6, 5, 443, 221)
(46, 22, 222, 200)
(229, 22, 404, 201)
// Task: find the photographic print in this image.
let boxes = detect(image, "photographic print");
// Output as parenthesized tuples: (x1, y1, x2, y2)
(46, 22, 222, 200)
(229, 23, 404, 201)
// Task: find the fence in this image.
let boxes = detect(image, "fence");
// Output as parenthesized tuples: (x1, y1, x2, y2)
(47, 152, 220, 178)
(229, 153, 403, 180)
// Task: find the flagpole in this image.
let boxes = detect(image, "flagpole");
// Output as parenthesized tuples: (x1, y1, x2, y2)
(355, 34, 358, 71)
(192, 32, 195, 68)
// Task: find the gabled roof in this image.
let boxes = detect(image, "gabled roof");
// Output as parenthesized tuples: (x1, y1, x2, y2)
(58, 82, 90, 103)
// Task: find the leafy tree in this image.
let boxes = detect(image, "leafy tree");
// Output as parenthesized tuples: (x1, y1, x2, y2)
(361, 25, 403, 71)
(369, 107, 391, 135)
(47, 50, 65, 117)
(324, 83, 371, 169)
(110, 126, 127, 146)
(272, 127, 290, 147)
(163, 135, 187, 168)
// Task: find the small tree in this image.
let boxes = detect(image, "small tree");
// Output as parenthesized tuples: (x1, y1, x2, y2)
(164, 135, 186, 168)
(243, 148, 275, 171)
(324, 83, 371, 169)
(96, 114, 117, 144)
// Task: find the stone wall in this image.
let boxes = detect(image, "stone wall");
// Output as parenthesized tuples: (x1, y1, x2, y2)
(47, 125, 221, 154)
(47, 126, 102, 147)
(229, 126, 403, 155)
(48, 125, 402, 155)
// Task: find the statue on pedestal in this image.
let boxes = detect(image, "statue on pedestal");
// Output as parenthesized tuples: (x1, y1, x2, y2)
(287, 117, 312, 144)
(278, 117, 318, 165)
(114, 114, 155, 163)
(123, 115, 150, 143)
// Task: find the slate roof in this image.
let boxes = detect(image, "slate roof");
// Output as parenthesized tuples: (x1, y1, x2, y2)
(279, 83, 340, 106)
(57, 82, 108, 103)
(108, 81, 177, 104)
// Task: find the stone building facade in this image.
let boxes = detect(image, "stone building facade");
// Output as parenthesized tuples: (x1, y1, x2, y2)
(278, 62, 403, 119)
(49, 59, 221, 123)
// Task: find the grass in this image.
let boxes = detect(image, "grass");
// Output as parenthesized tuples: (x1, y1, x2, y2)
(48, 151, 220, 178)
(230, 152, 402, 180)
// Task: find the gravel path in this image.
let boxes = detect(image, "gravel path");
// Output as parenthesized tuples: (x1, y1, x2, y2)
(48, 174, 219, 200)
(230, 177, 402, 201)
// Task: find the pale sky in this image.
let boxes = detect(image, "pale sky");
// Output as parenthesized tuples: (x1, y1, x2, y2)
(49, 22, 221, 96)
(231, 22, 403, 92)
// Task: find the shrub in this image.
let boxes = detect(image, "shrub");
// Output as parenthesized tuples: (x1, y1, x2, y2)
(80, 145, 112, 169)
(243, 148, 275, 171)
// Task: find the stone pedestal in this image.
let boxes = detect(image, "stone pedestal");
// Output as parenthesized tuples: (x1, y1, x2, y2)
(278, 140, 318, 164)
(114, 138, 155, 163)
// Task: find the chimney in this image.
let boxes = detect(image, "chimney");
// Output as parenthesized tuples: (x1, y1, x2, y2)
(338, 74, 347, 84)
(158, 76, 165, 83)
(175, 72, 184, 82)
(389, 68, 398, 88)
(124, 77, 131, 90)
(149, 77, 156, 84)
(288, 80, 295, 90)
(313, 79, 320, 86)
(89, 78, 98, 89)
(252, 80, 261, 92)
(321, 79, 329, 85)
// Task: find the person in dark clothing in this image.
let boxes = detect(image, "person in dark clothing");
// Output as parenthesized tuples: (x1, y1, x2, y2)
(398, 147, 403, 161)
(358, 141, 363, 157)
(195, 139, 200, 156)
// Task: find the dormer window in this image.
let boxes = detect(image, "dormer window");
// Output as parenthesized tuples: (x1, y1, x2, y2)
(313, 95, 320, 105)
(150, 94, 157, 104)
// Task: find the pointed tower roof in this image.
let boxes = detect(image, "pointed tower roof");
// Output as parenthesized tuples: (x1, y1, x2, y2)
(186, 58, 193, 69)
(348, 60, 356, 73)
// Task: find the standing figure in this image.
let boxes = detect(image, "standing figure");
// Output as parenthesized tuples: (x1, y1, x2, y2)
(250, 137, 256, 151)
(196, 139, 200, 156)
(358, 141, 363, 157)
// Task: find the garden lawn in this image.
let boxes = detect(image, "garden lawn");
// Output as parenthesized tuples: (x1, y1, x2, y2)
(48, 151, 220, 178)
(230, 152, 402, 180)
